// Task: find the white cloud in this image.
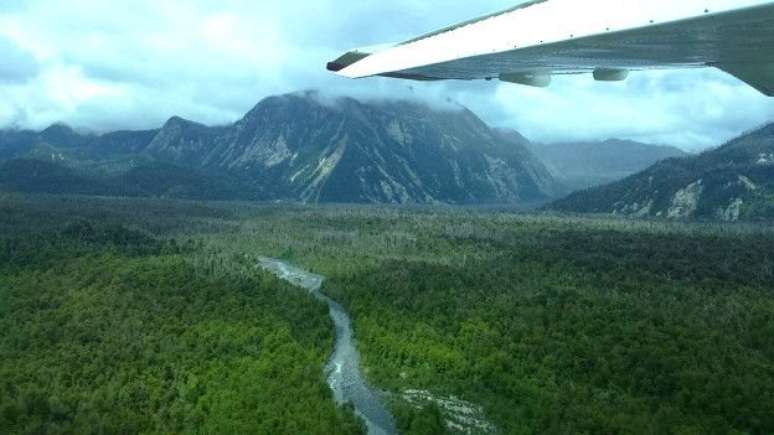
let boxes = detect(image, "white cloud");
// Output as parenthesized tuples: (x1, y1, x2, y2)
(0, 0, 772, 150)
(478, 69, 774, 150)
(0, 35, 39, 83)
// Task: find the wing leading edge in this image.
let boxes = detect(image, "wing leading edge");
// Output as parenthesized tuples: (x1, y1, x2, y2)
(327, 0, 774, 96)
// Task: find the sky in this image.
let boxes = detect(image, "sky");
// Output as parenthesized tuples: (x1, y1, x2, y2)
(1, 0, 774, 151)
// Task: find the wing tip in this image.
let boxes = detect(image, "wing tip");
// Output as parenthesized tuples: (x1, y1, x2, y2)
(326, 62, 345, 73)
(715, 64, 774, 97)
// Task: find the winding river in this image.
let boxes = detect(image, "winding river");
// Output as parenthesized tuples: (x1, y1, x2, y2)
(258, 258, 397, 435)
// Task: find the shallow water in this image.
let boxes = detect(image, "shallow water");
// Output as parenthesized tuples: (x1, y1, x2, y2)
(258, 258, 397, 435)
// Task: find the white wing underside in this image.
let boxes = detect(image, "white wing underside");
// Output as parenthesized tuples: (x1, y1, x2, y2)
(328, 0, 774, 96)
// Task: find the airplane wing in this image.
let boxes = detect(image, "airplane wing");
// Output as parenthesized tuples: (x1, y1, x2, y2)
(326, 0, 774, 96)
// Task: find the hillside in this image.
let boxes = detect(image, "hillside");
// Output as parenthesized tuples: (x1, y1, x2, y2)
(0, 159, 262, 201)
(0, 159, 113, 196)
(548, 124, 774, 221)
(0, 92, 560, 205)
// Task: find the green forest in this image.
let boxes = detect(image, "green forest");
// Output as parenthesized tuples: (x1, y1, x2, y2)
(2, 195, 774, 434)
(325, 230, 774, 434)
(0, 196, 364, 435)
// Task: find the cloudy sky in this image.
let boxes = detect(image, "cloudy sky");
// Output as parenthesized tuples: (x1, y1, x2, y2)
(1, 0, 774, 151)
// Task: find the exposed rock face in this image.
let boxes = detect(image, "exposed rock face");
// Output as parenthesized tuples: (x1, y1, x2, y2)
(124, 92, 560, 204)
(719, 198, 745, 222)
(758, 153, 774, 165)
(0, 91, 560, 205)
(548, 123, 774, 221)
(667, 180, 704, 219)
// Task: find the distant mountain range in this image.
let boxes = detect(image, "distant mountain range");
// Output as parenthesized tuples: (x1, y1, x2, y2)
(4, 91, 771, 219)
(548, 124, 774, 221)
(0, 92, 561, 205)
(526, 139, 689, 191)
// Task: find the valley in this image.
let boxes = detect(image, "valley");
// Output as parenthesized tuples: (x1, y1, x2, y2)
(2, 92, 774, 434)
(257, 258, 397, 435)
(3, 1, 774, 434)
(525, 139, 688, 191)
(2, 195, 773, 434)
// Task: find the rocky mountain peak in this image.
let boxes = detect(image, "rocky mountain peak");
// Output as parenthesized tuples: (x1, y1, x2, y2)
(41, 122, 74, 135)
(39, 123, 89, 148)
(161, 116, 205, 130)
(161, 91, 559, 204)
(144, 116, 225, 167)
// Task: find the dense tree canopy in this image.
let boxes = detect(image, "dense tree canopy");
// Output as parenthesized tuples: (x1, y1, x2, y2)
(2, 195, 773, 434)
(0, 199, 364, 435)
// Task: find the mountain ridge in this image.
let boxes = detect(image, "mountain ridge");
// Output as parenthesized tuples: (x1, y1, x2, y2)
(547, 123, 774, 221)
(0, 91, 560, 205)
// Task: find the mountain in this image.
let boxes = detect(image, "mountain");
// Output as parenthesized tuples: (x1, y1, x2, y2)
(116, 163, 263, 200)
(0, 159, 113, 196)
(0, 92, 561, 205)
(548, 124, 774, 221)
(526, 139, 688, 191)
(0, 158, 262, 201)
(144, 117, 228, 167)
(142, 93, 559, 203)
(39, 123, 93, 149)
(91, 129, 160, 156)
(0, 124, 155, 168)
(0, 129, 36, 160)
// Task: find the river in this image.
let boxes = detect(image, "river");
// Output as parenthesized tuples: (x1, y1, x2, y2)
(257, 258, 397, 435)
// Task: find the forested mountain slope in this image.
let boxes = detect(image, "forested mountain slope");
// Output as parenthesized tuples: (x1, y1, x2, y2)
(548, 123, 774, 221)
